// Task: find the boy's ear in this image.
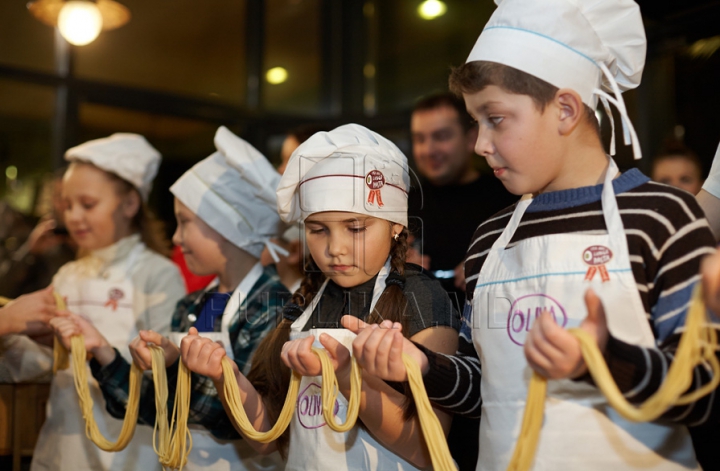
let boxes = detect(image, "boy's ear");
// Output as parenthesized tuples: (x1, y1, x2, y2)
(121, 190, 141, 219)
(555, 88, 584, 135)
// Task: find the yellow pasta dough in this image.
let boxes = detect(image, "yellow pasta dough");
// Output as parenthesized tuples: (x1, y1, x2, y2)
(507, 286, 720, 471)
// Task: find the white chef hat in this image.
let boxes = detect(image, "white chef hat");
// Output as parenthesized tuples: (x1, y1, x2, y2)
(64, 133, 161, 201)
(276, 124, 410, 227)
(467, 0, 646, 159)
(170, 126, 287, 261)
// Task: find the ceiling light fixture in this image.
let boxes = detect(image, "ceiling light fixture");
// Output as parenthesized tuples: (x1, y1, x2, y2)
(418, 0, 447, 20)
(28, 0, 131, 46)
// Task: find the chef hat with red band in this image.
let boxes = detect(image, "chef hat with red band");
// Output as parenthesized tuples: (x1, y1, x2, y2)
(276, 124, 410, 227)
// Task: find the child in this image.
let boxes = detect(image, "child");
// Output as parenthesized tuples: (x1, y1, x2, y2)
(29, 133, 185, 471)
(53, 127, 289, 471)
(180, 124, 461, 470)
(651, 142, 704, 195)
(345, 1, 719, 470)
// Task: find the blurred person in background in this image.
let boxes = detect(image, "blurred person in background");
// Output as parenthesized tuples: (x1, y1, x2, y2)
(0, 169, 77, 298)
(651, 140, 704, 195)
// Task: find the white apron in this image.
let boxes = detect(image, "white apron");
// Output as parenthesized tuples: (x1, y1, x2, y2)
(286, 260, 422, 471)
(171, 262, 285, 471)
(32, 244, 162, 471)
(472, 158, 699, 471)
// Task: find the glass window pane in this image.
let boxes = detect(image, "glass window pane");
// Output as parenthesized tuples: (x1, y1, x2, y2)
(0, 79, 55, 209)
(376, 0, 493, 111)
(0, 3, 55, 72)
(74, 1, 247, 105)
(264, 0, 322, 114)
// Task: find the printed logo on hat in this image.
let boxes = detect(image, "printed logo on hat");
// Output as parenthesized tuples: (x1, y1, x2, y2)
(583, 245, 613, 282)
(104, 288, 125, 311)
(365, 170, 385, 207)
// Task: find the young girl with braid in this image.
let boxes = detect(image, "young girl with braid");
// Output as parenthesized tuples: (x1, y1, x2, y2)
(181, 124, 461, 470)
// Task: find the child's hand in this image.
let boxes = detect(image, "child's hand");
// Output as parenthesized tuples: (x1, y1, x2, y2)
(701, 250, 720, 315)
(129, 330, 180, 371)
(49, 311, 111, 354)
(341, 316, 428, 382)
(524, 289, 609, 380)
(180, 327, 227, 382)
(0, 286, 57, 337)
(281, 334, 351, 378)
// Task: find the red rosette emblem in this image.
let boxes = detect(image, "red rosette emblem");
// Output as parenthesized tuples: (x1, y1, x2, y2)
(582, 245, 613, 282)
(365, 170, 385, 207)
(104, 288, 125, 311)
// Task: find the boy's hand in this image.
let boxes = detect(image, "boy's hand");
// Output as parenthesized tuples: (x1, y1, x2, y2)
(130, 330, 180, 370)
(524, 289, 609, 380)
(180, 327, 227, 382)
(281, 334, 351, 379)
(341, 316, 428, 382)
(701, 251, 720, 315)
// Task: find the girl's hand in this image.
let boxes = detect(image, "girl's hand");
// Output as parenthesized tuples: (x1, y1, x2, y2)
(524, 289, 609, 380)
(180, 327, 227, 381)
(281, 334, 351, 378)
(129, 330, 180, 371)
(49, 311, 111, 354)
(341, 316, 428, 382)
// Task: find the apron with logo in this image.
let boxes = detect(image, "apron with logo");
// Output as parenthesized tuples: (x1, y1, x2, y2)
(171, 262, 284, 471)
(286, 260, 421, 471)
(32, 244, 162, 471)
(472, 158, 698, 470)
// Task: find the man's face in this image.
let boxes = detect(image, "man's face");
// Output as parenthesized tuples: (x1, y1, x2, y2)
(411, 105, 476, 186)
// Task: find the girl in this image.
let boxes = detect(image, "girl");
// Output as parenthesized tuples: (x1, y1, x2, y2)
(181, 124, 461, 470)
(27, 133, 185, 471)
(53, 127, 289, 471)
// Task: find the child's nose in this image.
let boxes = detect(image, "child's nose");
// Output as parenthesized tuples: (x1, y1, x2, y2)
(475, 127, 494, 158)
(327, 233, 347, 257)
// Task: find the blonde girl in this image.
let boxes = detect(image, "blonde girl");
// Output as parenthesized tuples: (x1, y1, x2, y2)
(30, 133, 185, 471)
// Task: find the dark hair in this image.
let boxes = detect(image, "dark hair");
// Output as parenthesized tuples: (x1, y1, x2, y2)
(449, 61, 600, 136)
(246, 226, 411, 457)
(413, 92, 474, 132)
(67, 161, 171, 257)
(288, 124, 330, 146)
(652, 140, 703, 176)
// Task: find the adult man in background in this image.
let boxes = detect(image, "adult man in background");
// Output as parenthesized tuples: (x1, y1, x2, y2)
(408, 92, 516, 308)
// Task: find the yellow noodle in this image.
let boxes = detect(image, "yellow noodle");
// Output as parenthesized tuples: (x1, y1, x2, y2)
(0, 296, 11, 306)
(507, 285, 720, 471)
(52, 292, 69, 373)
(220, 356, 301, 443)
(220, 348, 456, 470)
(150, 346, 170, 462)
(159, 357, 193, 470)
(69, 335, 143, 451)
(312, 347, 362, 433)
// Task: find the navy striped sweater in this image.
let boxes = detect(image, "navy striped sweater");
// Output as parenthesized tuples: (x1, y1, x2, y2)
(421, 168, 719, 425)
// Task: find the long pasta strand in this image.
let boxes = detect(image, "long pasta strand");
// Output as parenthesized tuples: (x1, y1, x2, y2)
(507, 285, 720, 471)
(221, 356, 302, 443)
(69, 335, 143, 451)
(312, 347, 362, 433)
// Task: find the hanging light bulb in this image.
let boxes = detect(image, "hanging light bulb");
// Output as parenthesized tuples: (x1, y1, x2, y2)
(57, 1, 103, 46)
(418, 0, 447, 20)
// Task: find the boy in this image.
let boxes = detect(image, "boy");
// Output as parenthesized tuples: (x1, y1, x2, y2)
(344, 0, 719, 469)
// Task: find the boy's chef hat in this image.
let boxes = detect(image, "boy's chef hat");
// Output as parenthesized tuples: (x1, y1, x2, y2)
(64, 133, 161, 201)
(276, 124, 410, 227)
(171, 126, 287, 261)
(467, 0, 646, 159)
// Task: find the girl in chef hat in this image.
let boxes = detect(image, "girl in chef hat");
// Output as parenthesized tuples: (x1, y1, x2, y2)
(51, 126, 290, 471)
(180, 123, 461, 470)
(26, 133, 185, 471)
